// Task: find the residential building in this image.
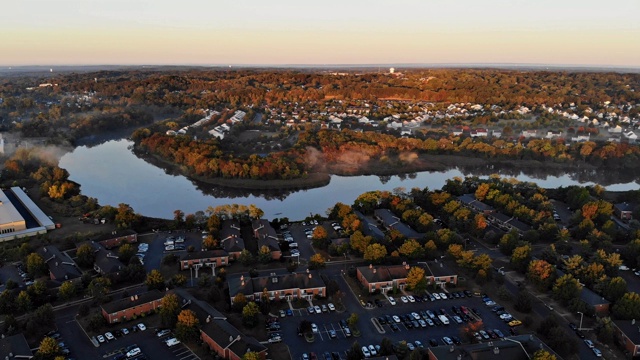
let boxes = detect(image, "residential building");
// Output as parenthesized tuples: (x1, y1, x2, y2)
(427, 335, 561, 360)
(219, 220, 245, 259)
(374, 209, 423, 239)
(252, 219, 281, 260)
(357, 264, 413, 293)
(614, 203, 635, 221)
(180, 250, 229, 271)
(94, 229, 137, 249)
(579, 287, 611, 315)
(36, 245, 82, 283)
(521, 129, 537, 138)
(0, 333, 33, 359)
(487, 212, 531, 235)
(354, 211, 384, 240)
(457, 194, 495, 215)
(422, 260, 459, 287)
(174, 289, 267, 360)
(612, 319, 640, 359)
(101, 289, 164, 324)
(228, 271, 326, 302)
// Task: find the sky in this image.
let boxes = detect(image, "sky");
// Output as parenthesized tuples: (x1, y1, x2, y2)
(1, 0, 639, 67)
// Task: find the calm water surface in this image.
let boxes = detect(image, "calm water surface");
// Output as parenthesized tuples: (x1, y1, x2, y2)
(59, 140, 640, 220)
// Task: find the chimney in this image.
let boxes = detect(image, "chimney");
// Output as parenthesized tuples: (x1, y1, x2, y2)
(130, 296, 134, 301)
(135, 295, 138, 300)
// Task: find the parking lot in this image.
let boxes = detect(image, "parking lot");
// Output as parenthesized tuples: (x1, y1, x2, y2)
(282, 290, 520, 360)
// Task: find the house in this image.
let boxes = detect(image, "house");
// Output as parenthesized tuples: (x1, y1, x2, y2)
(252, 219, 281, 260)
(180, 250, 229, 271)
(357, 264, 412, 293)
(94, 229, 137, 250)
(545, 130, 562, 139)
(354, 211, 384, 241)
(624, 131, 638, 141)
(614, 203, 635, 221)
(427, 334, 561, 360)
(0, 333, 33, 359)
(487, 212, 531, 235)
(521, 129, 537, 138)
(228, 271, 326, 302)
(491, 130, 502, 138)
(571, 134, 590, 142)
(422, 260, 458, 287)
(174, 289, 267, 360)
(609, 125, 623, 133)
(457, 194, 495, 215)
(93, 246, 125, 276)
(374, 209, 423, 239)
(101, 289, 164, 324)
(36, 245, 82, 283)
(219, 220, 244, 259)
(470, 128, 488, 137)
(579, 286, 610, 315)
(612, 319, 640, 359)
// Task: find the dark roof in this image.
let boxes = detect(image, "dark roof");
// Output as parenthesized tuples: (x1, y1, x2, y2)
(355, 211, 385, 240)
(92, 229, 137, 242)
(0, 333, 33, 358)
(580, 287, 610, 307)
(252, 219, 280, 252)
(423, 260, 458, 278)
(220, 220, 245, 252)
(37, 245, 82, 281)
(613, 319, 640, 345)
(181, 250, 228, 262)
(358, 265, 410, 284)
(101, 289, 163, 315)
(374, 209, 423, 239)
(457, 194, 495, 212)
(330, 237, 350, 246)
(427, 335, 562, 360)
(489, 212, 512, 223)
(94, 247, 124, 274)
(174, 289, 266, 356)
(488, 212, 531, 232)
(615, 203, 635, 212)
(228, 271, 326, 297)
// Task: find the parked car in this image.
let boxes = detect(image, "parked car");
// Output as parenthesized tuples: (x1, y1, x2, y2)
(166, 338, 181, 347)
(137, 323, 146, 331)
(156, 329, 171, 337)
(328, 303, 335, 311)
(592, 348, 602, 357)
(105, 332, 114, 341)
(361, 346, 371, 358)
(388, 297, 397, 305)
(584, 339, 595, 348)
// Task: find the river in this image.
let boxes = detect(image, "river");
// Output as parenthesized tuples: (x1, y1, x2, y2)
(59, 139, 640, 220)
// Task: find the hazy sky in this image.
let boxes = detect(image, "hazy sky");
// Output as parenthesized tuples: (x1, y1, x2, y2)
(1, 0, 639, 66)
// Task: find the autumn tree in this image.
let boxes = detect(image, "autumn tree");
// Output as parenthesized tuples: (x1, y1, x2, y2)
(510, 244, 532, 272)
(37, 336, 61, 359)
(312, 226, 328, 249)
(552, 274, 582, 305)
(88, 277, 111, 300)
(26, 252, 46, 277)
(243, 352, 261, 360)
(613, 292, 640, 320)
(406, 266, 426, 292)
(602, 276, 627, 302)
(118, 243, 136, 263)
(145, 269, 165, 291)
(363, 243, 387, 264)
(532, 349, 557, 360)
(527, 259, 555, 290)
(115, 203, 139, 228)
(238, 249, 255, 266)
(176, 309, 200, 341)
(350, 231, 371, 254)
(398, 239, 424, 259)
(309, 254, 326, 269)
(242, 301, 260, 327)
(258, 245, 272, 264)
(160, 293, 180, 327)
(232, 293, 247, 312)
(202, 235, 218, 250)
(57, 281, 76, 301)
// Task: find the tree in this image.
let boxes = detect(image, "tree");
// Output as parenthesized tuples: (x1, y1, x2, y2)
(238, 249, 255, 266)
(552, 274, 582, 305)
(145, 269, 165, 291)
(602, 276, 627, 302)
(115, 203, 139, 228)
(406, 266, 426, 292)
(347, 313, 359, 329)
(398, 239, 424, 258)
(37, 337, 60, 358)
(118, 243, 136, 263)
(242, 301, 260, 327)
(258, 245, 272, 264)
(312, 226, 328, 249)
(173, 209, 185, 228)
(350, 231, 371, 254)
(309, 254, 326, 269)
(176, 309, 200, 341)
(160, 293, 180, 327)
(510, 244, 532, 272)
(514, 290, 533, 313)
(232, 293, 247, 312)
(76, 243, 96, 268)
(58, 281, 76, 301)
(363, 243, 387, 264)
(26, 252, 46, 277)
(242, 352, 261, 360)
(613, 292, 640, 320)
(171, 274, 187, 287)
(88, 277, 111, 300)
(202, 235, 218, 250)
(16, 291, 31, 312)
(528, 259, 555, 290)
(532, 349, 557, 360)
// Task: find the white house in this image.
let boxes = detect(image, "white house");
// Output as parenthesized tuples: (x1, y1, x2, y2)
(545, 131, 562, 139)
(623, 131, 638, 141)
(522, 130, 538, 138)
(609, 125, 623, 134)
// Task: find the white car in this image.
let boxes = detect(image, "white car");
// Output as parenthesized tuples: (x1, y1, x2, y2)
(97, 335, 105, 343)
(166, 338, 181, 347)
(388, 297, 397, 305)
(619, 265, 630, 271)
(439, 293, 448, 300)
(126, 348, 141, 358)
(311, 323, 318, 333)
(592, 348, 602, 357)
(411, 312, 421, 320)
(165, 245, 174, 251)
(121, 328, 129, 335)
(328, 303, 335, 311)
(314, 305, 321, 314)
(290, 249, 300, 256)
(400, 296, 408, 303)
(433, 293, 441, 300)
(407, 295, 415, 302)
(368, 345, 377, 356)
(361, 346, 371, 358)
(137, 323, 146, 331)
(584, 339, 595, 348)
(104, 332, 114, 341)
(392, 315, 401, 323)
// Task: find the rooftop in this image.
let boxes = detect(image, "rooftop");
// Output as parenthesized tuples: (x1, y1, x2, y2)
(458, 194, 495, 212)
(0, 333, 33, 358)
(101, 289, 164, 315)
(228, 271, 325, 297)
(374, 209, 423, 239)
(37, 245, 82, 281)
(428, 335, 562, 360)
(181, 250, 228, 261)
(0, 190, 25, 225)
(613, 319, 640, 345)
(10, 186, 54, 229)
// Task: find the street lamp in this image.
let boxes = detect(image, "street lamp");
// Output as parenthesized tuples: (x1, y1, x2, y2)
(502, 337, 531, 360)
(577, 311, 584, 330)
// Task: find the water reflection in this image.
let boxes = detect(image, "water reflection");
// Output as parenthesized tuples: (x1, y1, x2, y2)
(59, 139, 640, 220)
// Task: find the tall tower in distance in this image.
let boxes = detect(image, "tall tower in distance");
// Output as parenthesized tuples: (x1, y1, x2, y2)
(389, 67, 395, 74)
